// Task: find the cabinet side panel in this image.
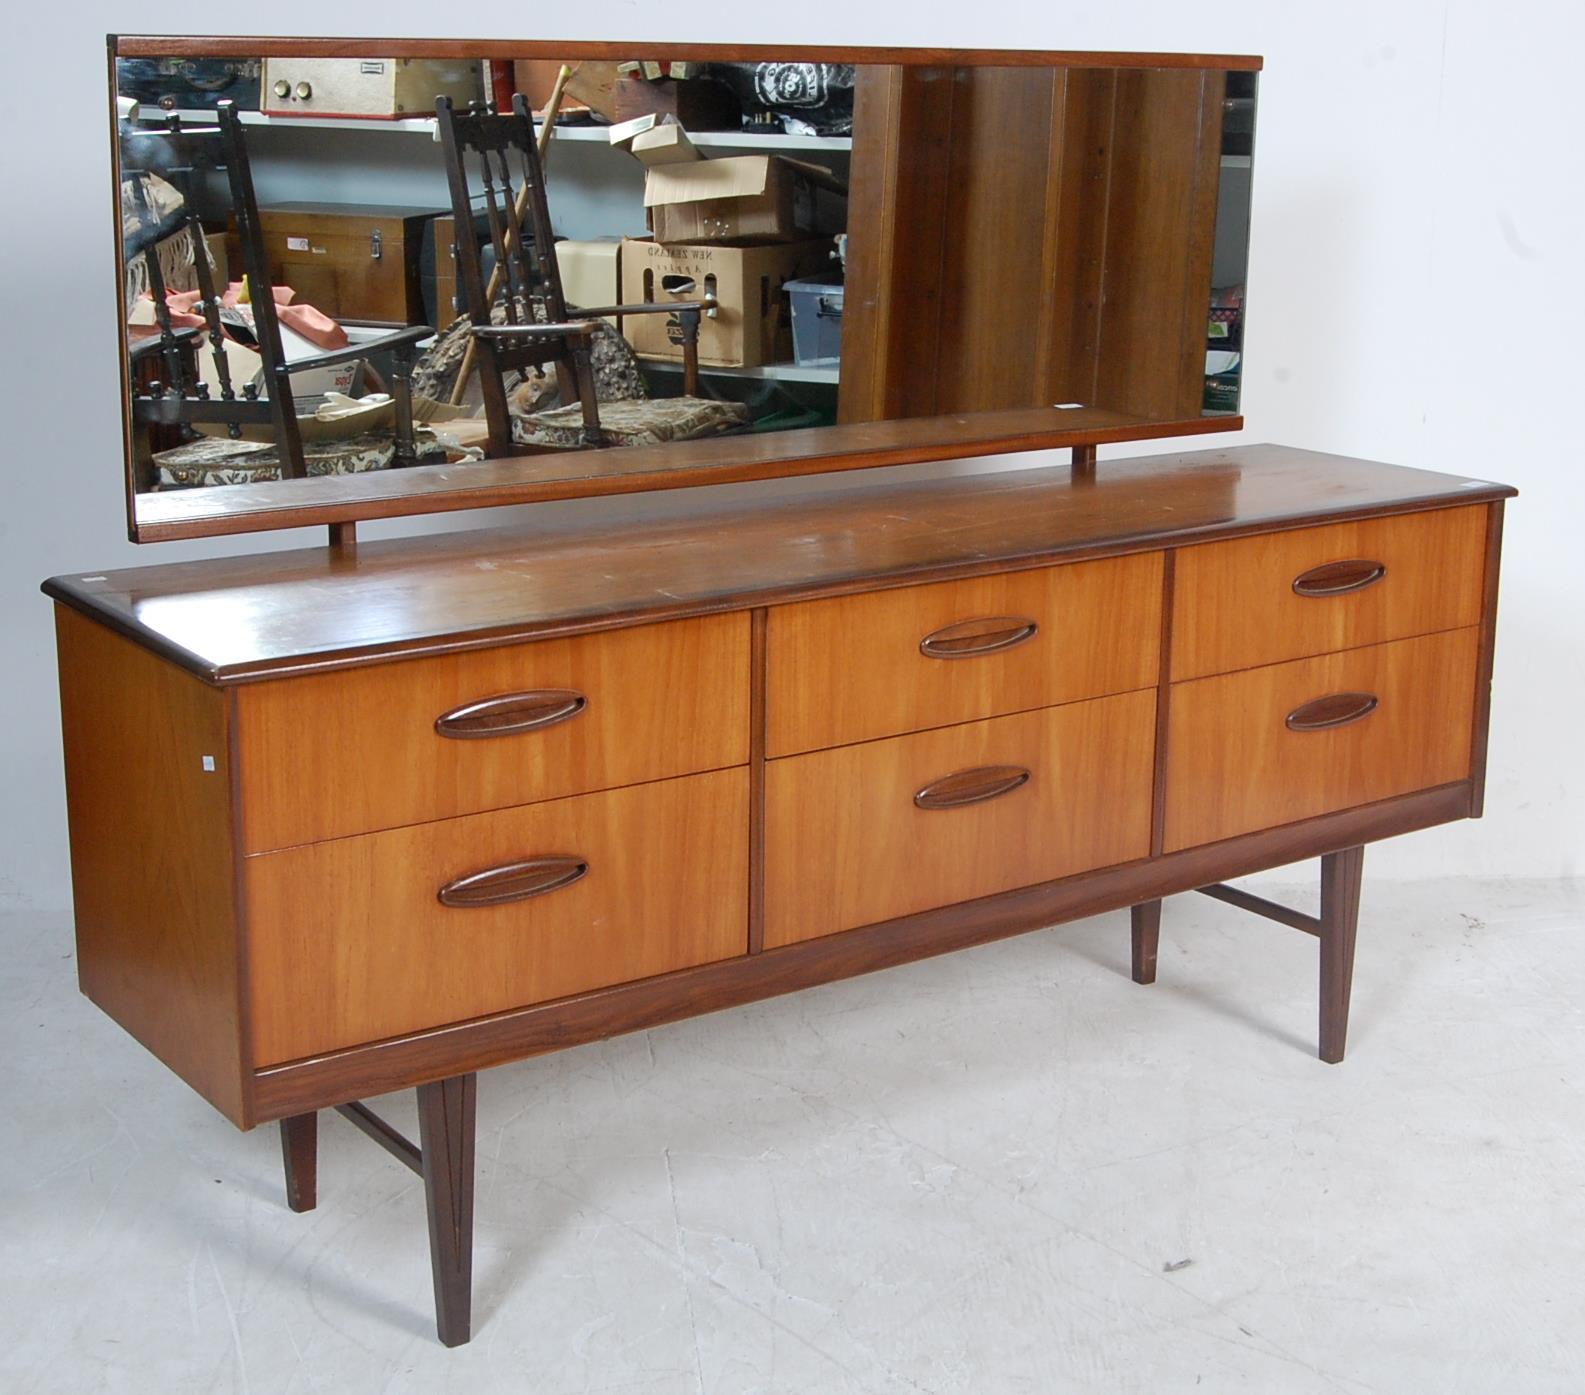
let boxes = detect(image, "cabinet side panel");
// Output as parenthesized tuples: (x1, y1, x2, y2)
(54, 606, 247, 1125)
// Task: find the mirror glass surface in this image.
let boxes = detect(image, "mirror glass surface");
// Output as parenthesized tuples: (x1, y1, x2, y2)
(112, 43, 1256, 536)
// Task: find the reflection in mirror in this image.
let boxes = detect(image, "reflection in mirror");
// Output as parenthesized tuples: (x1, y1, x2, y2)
(113, 47, 1255, 520)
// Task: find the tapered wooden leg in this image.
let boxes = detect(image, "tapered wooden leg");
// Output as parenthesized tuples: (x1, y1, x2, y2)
(1131, 901, 1162, 984)
(417, 1074, 477, 1348)
(1318, 846, 1365, 1064)
(279, 1112, 318, 1213)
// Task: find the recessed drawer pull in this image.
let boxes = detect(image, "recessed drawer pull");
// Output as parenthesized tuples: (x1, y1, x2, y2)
(919, 615, 1039, 659)
(433, 689, 586, 739)
(913, 764, 1032, 810)
(1285, 691, 1380, 732)
(437, 855, 589, 908)
(1291, 559, 1388, 597)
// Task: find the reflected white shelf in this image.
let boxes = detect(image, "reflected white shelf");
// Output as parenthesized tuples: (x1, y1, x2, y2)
(551, 124, 852, 153)
(136, 109, 852, 151)
(642, 359, 841, 385)
(135, 107, 442, 136)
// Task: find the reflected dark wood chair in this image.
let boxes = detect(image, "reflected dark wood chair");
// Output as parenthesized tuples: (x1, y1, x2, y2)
(435, 93, 748, 456)
(123, 103, 433, 487)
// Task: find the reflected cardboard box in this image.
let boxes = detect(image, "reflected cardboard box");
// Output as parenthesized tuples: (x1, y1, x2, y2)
(642, 155, 846, 245)
(558, 238, 624, 326)
(620, 238, 831, 368)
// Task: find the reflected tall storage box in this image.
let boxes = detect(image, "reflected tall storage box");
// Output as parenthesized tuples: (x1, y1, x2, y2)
(256, 203, 446, 325)
(620, 238, 830, 368)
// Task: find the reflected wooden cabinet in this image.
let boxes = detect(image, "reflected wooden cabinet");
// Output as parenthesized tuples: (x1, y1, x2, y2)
(45, 443, 1512, 1345)
(843, 65, 1226, 423)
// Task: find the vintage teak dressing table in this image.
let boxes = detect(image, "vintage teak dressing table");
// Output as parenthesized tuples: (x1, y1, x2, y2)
(52, 38, 1514, 1347)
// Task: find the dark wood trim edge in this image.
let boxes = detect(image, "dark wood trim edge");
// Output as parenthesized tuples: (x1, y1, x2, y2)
(226, 686, 257, 1128)
(129, 414, 1245, 546)
(250, 781, 1472, 1121)
(1197, 882, 1322, 935)
(1149, 549, 1175, 856)
(113, 36, 1265, 71)
(1467, 499, 1505, 818)
(747, 608, 768, 955)
(47, 481, 1519, 689)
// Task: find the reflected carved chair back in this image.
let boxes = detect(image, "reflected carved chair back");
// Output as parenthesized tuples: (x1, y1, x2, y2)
(123, 105, 433, 488)
(435, 94, 749, 457)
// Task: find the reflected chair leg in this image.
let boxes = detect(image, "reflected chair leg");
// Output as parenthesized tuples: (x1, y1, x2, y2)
(1131, 901, 1162, 985)
(679, 307, 701, 397)
(391, 345, 418, 467)
(280, 1112, 318, 1213)
(569, 340, 605, 448)
(417, 1073, 477, 1348)
(1318, 845, 1365, 1064)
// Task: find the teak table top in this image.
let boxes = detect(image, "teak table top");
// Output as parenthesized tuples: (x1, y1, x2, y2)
(45, 444, 1514, 684)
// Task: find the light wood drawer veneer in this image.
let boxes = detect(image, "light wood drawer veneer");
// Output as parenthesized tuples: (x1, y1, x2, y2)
(1163, 627, 1481, 851)
(246, 767, 749, 1063)
(765, 553, 1162, 755)
(1170, 505, 1488, 681)
(765, 690, 1157, 946)
(237, 613, 749, 851)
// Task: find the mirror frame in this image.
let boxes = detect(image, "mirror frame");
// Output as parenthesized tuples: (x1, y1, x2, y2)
(111, 35, 1261, 543)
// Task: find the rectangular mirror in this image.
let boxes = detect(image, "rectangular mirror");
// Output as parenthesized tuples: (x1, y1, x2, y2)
(112, 39, 1258, 540)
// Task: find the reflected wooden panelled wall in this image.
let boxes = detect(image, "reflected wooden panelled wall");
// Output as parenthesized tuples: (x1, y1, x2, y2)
(841, 66, 1224, 424)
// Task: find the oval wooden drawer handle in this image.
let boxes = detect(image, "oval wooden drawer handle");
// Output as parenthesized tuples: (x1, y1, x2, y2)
(914, 764, 1032, 810)
(1291, 559, 1387, 597)
(437, 855, 589, 908)
(919, 615, 1039, 659)
(434, 689, 586, 739)
(1285, 691, 1380, 732)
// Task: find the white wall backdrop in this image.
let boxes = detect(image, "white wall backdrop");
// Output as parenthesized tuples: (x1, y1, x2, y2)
(3, 1, 1582, 911)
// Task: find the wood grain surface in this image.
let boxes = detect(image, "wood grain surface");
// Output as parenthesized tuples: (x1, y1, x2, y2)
(246, 768, 749, 1064)
(237, 613, 748, 851)
(1164, 627, 1480, 851)
(1171, 504, 1489, 679)
(765, 690, 1156, 946)
(46, 448, 1515, 685)
(766, 553, 1160, 754)
(54, 606, 250, 1123)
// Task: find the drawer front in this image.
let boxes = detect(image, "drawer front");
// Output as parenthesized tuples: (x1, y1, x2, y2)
(765, 690, 1156, 948)
(247, 768, 749, 1064)
(237, 613, 749, 852)
(1171, 505, 1488, 681)
(1163, 627, 1479, 852)
(766, 553, 1162, 756)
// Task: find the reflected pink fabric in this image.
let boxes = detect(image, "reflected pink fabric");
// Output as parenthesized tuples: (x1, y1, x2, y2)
(130, 283, 350, 351)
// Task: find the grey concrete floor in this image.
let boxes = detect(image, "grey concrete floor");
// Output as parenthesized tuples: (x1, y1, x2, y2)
(2, 876, 1582, 1394)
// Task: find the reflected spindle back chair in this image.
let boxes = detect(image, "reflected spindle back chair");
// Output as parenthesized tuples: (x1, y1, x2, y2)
(436, 94, 605, 449)
(124, 103, 431, 485)
(437, 94, 743, 457)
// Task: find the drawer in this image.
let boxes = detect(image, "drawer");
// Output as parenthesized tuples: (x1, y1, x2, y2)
(1171, 504, 1488, 680)
(765, 690, 1157, 947)
(237, 613, 749, 852)
(766, 553, 1162, 756)
(246, 768, 749, 1064)
(1163, 627, 1480, 852)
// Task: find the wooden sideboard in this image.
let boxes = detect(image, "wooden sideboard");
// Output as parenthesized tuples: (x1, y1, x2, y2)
(44, 444, 1512, 1345)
